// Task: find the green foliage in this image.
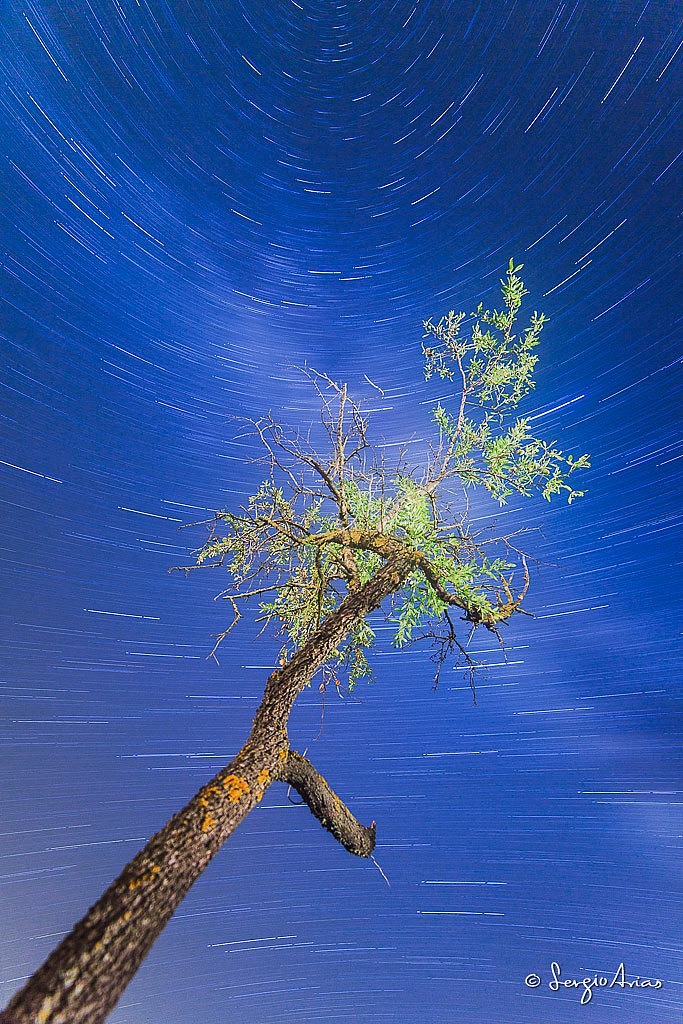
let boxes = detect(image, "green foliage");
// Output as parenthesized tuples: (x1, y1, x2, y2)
(191, 262, 589, 689)
(423, 258, 590, 504)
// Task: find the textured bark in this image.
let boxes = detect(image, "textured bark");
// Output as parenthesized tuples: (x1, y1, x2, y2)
(1, 553, 414, 1024)
(278, 750, 376, 857)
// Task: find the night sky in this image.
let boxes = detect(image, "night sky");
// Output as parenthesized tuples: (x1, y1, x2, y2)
(1, 1, 681, 1022)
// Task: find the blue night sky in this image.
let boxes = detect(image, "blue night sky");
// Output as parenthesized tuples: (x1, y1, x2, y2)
(1, 1, 681, 1022)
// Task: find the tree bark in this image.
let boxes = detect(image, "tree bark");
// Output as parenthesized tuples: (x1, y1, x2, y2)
(279, 750, 376, 857)
(1, 553, 415, 1024)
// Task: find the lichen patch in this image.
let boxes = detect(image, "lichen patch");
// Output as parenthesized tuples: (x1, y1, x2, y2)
(201, 812, 217, 833)
(222, 774, 250, 802)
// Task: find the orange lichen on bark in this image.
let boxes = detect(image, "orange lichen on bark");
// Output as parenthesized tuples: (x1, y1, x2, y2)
(255, 767, 271, 802)
(199, 783, 223, 809)
(127, 865, 160, 891)
(201, 812, 217, 833)
(222, 774, 250, 802)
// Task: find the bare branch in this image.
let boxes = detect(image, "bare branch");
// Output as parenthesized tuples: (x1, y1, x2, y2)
(276, 750, 376, 857)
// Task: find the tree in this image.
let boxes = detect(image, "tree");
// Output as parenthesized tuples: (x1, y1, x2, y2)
(1, 262, 589, 1024)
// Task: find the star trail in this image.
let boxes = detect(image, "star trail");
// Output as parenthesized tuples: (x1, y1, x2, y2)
(1, 1, 681, 1022)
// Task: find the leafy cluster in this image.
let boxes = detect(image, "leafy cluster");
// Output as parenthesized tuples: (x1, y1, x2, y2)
(423, 259, 589, 504)
(183, 263, 589, 690)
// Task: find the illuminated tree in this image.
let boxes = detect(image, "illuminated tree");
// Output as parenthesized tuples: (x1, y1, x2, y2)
(2, 262, 588, 1024)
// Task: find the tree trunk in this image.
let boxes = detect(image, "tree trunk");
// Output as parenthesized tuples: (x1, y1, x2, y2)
(1, 554, 414, 1024)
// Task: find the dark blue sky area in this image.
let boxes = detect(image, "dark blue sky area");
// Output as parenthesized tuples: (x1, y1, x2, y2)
(1, 1, 681, 1022)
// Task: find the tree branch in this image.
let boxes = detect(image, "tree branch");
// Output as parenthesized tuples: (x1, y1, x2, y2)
(306, 527, 526, 627)
(277, 750, 376, 857)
